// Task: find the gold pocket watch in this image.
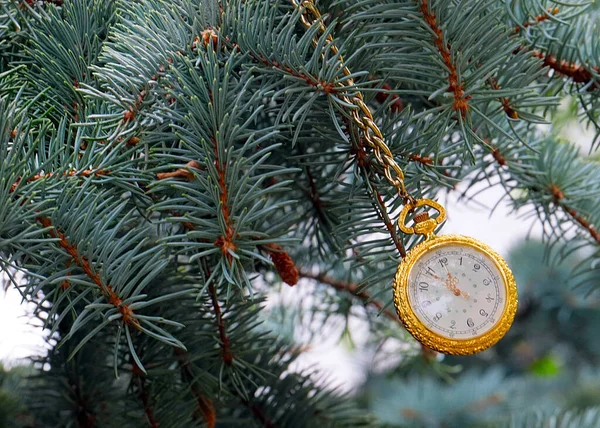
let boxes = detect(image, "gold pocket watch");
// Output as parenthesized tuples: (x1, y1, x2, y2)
(293, 0, 518, 355)
(393, 199, 518, 355)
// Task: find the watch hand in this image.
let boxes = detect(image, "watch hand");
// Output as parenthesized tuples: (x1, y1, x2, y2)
(426, 271, 441, 280)
(444, 274, 470, 300)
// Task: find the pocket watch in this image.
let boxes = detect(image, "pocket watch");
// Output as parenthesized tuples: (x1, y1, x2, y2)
(393, 199, 518, 355)
(293, 0, 518, 355)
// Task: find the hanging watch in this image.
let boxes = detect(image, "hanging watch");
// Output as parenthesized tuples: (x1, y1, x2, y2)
(393, 199, 518, 355)
(291, 0, 518, 355)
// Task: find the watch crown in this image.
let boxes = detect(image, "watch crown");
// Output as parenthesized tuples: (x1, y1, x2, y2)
(414, 212, 430, 224)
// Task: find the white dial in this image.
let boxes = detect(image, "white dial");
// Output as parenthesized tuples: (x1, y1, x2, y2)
(407, 244, 507, 340)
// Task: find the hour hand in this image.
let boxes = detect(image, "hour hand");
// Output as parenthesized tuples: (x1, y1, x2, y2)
(445, 275, 469, 299)
(425, 268, 441, 280)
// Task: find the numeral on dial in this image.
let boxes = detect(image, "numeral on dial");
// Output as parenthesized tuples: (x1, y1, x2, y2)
(467, 318, 474, 327)
(422, 300, 431, 307)
(433, 312, 442, 322)
(479, 309, 488, 317)
(473, 263, 481, 272)
(485, 293, 494, 303)
(450, 320, 456, 329)
(483, 278, 491, 286)
(439, 257, 448, 267)
(419, 282, 429, 291)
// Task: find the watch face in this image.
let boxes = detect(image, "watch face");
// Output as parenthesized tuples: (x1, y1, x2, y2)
(407, 243, 507, 340)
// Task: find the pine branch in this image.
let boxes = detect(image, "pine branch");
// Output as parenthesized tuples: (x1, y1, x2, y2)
(561, 204, 600, 245)
(513, 7, 559, 34)
(36, 216, 142, 329)
(298, 270, 399, 323)
(487, 77, 519, 120)
(490, 145, 600, 246)
(219, 29, 336, 96)
(373, 82, 404, 113)
(132, 365, 159, 428)
(530, 49, 599, 88)
(208, 282, 234, 365)
(209, 127, 237, 263)
(241, 398, 277, 428)
(417, 0, 469, 117)
(155, 160, 202, 181)
(10, 168, 110, 193)
(173, 347, 216, 428)
(343, 116, 407, 258)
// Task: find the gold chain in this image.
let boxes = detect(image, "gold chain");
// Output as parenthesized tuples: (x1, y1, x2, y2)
(291, 0, 415, 204)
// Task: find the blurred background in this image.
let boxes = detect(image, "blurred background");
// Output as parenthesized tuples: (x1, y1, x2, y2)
(1, 99, 599, 427)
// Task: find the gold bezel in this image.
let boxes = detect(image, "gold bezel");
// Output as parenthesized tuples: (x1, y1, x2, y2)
(393, 234, 518, 356)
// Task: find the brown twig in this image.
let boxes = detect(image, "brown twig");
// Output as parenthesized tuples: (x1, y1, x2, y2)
(208, 282, 233, 365)
(349, 121, 407, 258)
(208, 103, 237, 261)
(550, 186, 600, 244)
(304, 165, 330, 227)
(72, 381, 96, 428)
(36, 216, 140, 329)
(514, 7, 559, 33)
(132, 364, 159, 428)
(490, 148, 599, 244)
(10, 168, 109, 193)
(374, 82, 404, 113)
(122, 62, 169, 123)
(405, 152, 434, 166)
(241, 399, 277, 428)
(529, 49, 599, 87)
(173, 348, 216, 428)
(298, 270, 399, 323)
(219, 31, 335, 95)
(373, 185, 406, 258)
(487, 77, 519, 119)
(418, 0, 470, 117)
(156, 160, 202, 181)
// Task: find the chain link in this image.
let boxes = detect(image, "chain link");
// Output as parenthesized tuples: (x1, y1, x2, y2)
(291, 0, 414, 204)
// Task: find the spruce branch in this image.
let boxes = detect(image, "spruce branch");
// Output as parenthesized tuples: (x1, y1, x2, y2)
(530, 49, 600, 88)
(339, 110, 408, 257)
(298, 270, 399, 323)
(560, 203, 600, 245)
(489, 143, 600, 247)
(132, 365, 160, 428)
(208, 281, 234, 365)
(9, 168, 110, 194)
(36, 216, 142, 329)
(486, 77, 519, 120)
(513, 7, 559, 34)
(373, 81, 404, 113)
(417, 0, 470, 117)
(173, 347, 217, 428)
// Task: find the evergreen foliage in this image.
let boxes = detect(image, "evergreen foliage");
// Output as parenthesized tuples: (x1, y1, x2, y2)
(0, 0, 599, 426)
